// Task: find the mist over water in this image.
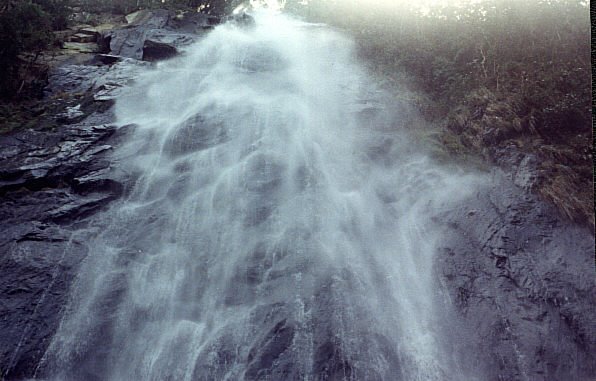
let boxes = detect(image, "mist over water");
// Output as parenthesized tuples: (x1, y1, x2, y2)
(42, 11, 482, 380)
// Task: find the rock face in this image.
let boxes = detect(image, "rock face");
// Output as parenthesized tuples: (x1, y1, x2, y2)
(0, 113, 133, 380)
(101, 9, 215, 60)
(0, 11, 165, 380)
(436, 170, 595, 381)
(0, 9, 224, 380)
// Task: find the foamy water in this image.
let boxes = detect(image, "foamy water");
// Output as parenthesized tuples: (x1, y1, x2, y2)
(41, 11, 482, 380)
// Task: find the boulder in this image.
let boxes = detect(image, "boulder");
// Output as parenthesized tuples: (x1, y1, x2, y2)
(95, 54, 122, 65)
(102, 28, 190, 60)
(101, 9, 206, 60)
(142, 40, 178, 62)
(76, 24, 117, 45)
(103, 28, 145, 59)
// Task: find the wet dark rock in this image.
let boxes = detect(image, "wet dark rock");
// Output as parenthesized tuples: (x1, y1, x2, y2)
(101, 9, 207, 60)
(95, 54, 122, 65)
(0, 111, 133, 380)
(0, 227, 86, 380)
(45, 59, 149, 105)
(103, 27, 148, 60)
(436, 170, 596, 381)
(142, 40, 178, 62)
(0, 10, 195, 380)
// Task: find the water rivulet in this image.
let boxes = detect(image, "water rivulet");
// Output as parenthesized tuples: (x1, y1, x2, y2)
(40, 11, 483, 380)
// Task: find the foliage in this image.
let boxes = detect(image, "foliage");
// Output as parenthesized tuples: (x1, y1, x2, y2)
(288, 0, 593, 225)
(0, 2, 53, 98)
(289, 0, 590, 135)
(33, 0, 71, 29)
(72, 0, 235, 15)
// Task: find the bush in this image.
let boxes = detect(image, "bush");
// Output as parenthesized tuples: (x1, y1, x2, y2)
(0, 2, 53, 98)
(73, 0, 234, 15)
(31, 0, 71, 29)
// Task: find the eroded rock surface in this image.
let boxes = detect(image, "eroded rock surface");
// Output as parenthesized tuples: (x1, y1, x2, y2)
(0, 113, 135, 379)
(0, 10, 214, 379)
(436, 170, 595, 381)
(101, 9, 214, 60)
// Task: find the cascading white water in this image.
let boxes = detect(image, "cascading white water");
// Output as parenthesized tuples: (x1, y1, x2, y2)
(41, 10, 482, 381)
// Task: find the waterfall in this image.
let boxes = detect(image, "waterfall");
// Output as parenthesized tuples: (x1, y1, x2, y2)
(41, 10, 481, 381)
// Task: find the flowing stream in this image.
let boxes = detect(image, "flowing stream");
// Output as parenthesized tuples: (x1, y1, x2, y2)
(41, 10, 482, 381)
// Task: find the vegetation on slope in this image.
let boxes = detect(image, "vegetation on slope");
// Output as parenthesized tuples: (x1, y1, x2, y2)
(288, 0, 593, 227)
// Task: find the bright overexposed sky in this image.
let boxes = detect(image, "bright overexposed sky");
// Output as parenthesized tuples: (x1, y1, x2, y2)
(248, 0, 483, 9)
(336, 0, 485, 13)
(241, 0, 587, 14)
(243, 0, 487, 15)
